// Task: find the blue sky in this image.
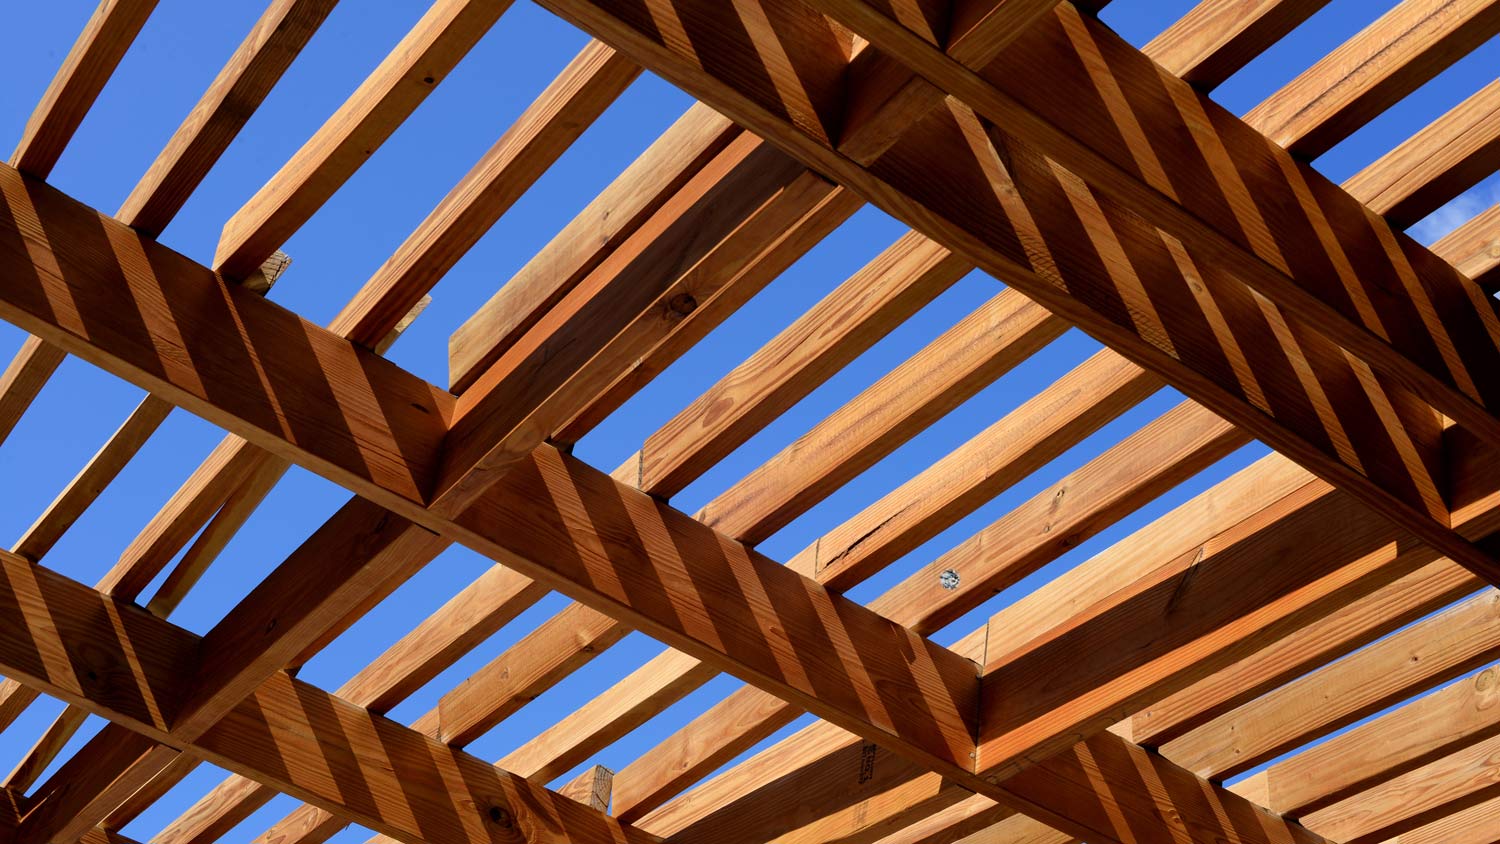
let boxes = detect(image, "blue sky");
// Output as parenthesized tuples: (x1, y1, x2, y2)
(0, 1, 1496, 841)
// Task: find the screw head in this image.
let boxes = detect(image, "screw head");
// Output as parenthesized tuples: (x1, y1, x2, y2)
(939, 569, 960, 590)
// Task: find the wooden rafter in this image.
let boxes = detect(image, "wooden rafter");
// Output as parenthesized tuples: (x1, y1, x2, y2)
(4, 1, 1500, 843)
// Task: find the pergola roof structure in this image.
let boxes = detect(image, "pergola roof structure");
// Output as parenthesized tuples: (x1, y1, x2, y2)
(0, 0, 1499, 843)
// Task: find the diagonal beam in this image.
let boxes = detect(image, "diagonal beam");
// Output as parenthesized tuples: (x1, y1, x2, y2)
(532, 0, 1500, 589)
(10, 0, 158, 178)
(0, 550, 657, 844)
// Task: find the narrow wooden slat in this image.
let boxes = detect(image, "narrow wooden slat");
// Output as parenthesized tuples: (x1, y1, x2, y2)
(328, 39, 641, 348)
(1345, 78, 1500, 227)
(625, 231, 969, 498)
(447, 103, 739, 393)
(1130, 558, 1481, 746)
(0, 335, 66, 450)
(1157, 589, 1500, 780)
(0, 704, 88, 792)
(697, 288, 1065, 545)
(1235, 665, 1500, 817)
(17, 725, 175, 843)
(144, 452, 289, 616)
(1376, 794, 1500, 844)
(1144, 0, 1332, 91)
(10, 0, 158, 178)
(11, 395, 172, 561)
(551, 176, 863, 443)
(1433, 205, 1500, 291)
(431, 135, 832, 516)
(212, 0, 518, 279)
(1298, 733, 1500, 844)
(498, 648, 717, 784)
(1244, 0, 1500, 157)
(433, 602, 628, 748)
(116, 0, 338, 236)
(786, 349, 1160, 590)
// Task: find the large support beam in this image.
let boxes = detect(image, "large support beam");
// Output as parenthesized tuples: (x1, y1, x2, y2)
(529, 0, 1500, 588)
(0, 550, 656, 844)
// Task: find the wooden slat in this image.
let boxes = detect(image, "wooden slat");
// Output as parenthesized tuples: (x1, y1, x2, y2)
(557, 765, 614, 812)
(328, 39, 641, 348)
(623, 231, 969, 498)
(784, 349, 1160, 589)
(212, 0, 518, 279)
(11, 395, 172, 561)
(447, 103, 739, 392)
(697, 288, 1066, 545)
(1434, 205, 1500, 290)
(1144, 0, 1332, 91)
(1375, 793, 1500, 844)
(1157, 589, 1500, 780)
(1244, 0, 1500, 157)
(1345, 78, 1500, 227)
(1130, 558, 1481, 746)
(17, 724, 177, 843)
(116, 0, 338, 236)
(0, 704, 88, 792)
(433, 602, 627, 747)
(10, 0, 158, 178)
(430, 134, 835, 516)
(0, 335, 66, 450)
(1234, 665, 1500, 817)
(1298, 733, 1500, 844)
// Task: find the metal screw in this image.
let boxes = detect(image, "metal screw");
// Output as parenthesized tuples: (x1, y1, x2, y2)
(939, 569, 960, 590)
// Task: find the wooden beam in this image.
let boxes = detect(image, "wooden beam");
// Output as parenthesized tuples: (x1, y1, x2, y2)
(1130, 558, 1481, 745)
(17, 724, 177, 844)
(430, 134, 838, 516)
(1434, 205, 1500, 291)
(0, 550, 658, 844)
(147, 563, 547, 844)
(447, 103, 740, 393)
(536, 0, 1500, 589)
(0, 160, 453, 511)
(1234, 665, 1500, 817)
(1344, 78, 1500, 227)
(212, 0, 519, 279)
(115, 0, 338, 236)
(621, 231, 969, 499)
(610, 408, 1277, 824)
(10, 0, 158, 178)
(1157, 589, 1500, 781)
(1373, 793, 1500, 844)
(1297, 733, 1500, 844)
(1244, 0, 1500, 157)
(328, 39, 641, 348)
(1144, 0, 1332, 92)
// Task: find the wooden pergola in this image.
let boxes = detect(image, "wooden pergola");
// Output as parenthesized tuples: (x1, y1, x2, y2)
(0, 0, 1498, 842)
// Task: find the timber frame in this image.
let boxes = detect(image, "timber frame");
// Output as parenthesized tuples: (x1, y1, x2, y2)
(1, 0, 1499, 843)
